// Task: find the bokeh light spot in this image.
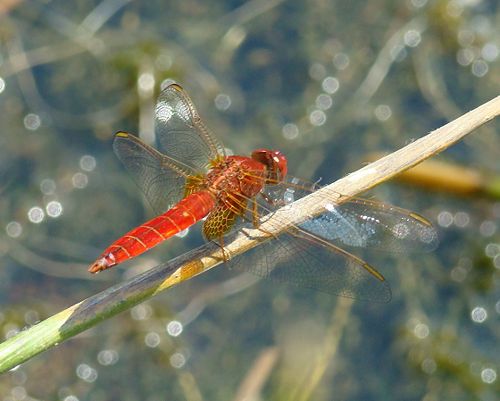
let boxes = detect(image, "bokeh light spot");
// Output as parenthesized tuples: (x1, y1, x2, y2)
(24, 113, 41, 131)
(79, 155, 97, 172)
(214, 93, 231, 111)
(27, 207, 44, 223)
(138, 73, 155, 93)
(404, 30, 421, 47)
(437, 211, 453, 228)
(282, 123, 299, 140)
(333, 53, 350, 69)
(481, 368, 497, 384)
(155, 53, 173, 70)
(145, 332, 160, 348)
(450, 265, 467, 282)
(374, 104, 392, 121)
(72, 172, 88, 189)
(46, 201, 63, 218)
(481, 42, 498, 62)
(309, 110, 326, 126)
(321, 76, 339, 94)
(76, 364, 98, 382)
(484, 243, 500, 258)
(131, 304, 153, 320)
(97, 349, 119, 366)
(454, 211, 470, 227)
(316, 94, 333, 110)
(471, 306, 487, 323)
(479, 221, 496, 237)
(456, 48, 475, 66)
(414, 323, 430, 339)
(421, 358, 437, 374)
(309, 63, 326, 80)
(471, 60, 488, 77)
(166, 320, 183, 337)
(40, 178, 56, 195)
(6, 222, 22, 238)
(169, 352, 186, 369)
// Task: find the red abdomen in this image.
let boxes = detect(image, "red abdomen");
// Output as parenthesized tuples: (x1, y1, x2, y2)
(89, 190, 216, 273)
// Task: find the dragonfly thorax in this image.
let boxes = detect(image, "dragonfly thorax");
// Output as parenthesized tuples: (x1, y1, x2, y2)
(204, 156, 268, 201)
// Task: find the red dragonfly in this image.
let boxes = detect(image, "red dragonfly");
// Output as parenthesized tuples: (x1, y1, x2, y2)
(89, 83, 437, 302)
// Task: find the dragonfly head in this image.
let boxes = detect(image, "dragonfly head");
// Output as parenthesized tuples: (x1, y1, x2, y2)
(251, 149, 288, 183)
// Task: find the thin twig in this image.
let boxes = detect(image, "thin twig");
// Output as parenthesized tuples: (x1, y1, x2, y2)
(0, 95, 499, 373)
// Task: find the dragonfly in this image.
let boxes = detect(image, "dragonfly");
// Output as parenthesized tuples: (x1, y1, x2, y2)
(89, 83, 438, 302)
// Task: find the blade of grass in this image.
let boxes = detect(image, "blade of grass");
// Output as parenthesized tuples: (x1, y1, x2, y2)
(0, 95, 499, 374)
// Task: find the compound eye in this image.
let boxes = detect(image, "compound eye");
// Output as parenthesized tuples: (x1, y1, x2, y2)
(272, 151, 287, 180)
(251, 149, 287, 182)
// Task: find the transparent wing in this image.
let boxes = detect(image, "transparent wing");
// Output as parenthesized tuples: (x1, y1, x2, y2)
(229, 227, 392, 302)
(226, 175, 437, 301)
(155, 83, 225, 173)
(262, 177, 438, 252)
(113, 132, 192, 214)
(300, 199, 439, 252)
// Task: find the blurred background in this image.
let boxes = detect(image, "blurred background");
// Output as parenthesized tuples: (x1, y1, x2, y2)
(0, 0, 499, 400)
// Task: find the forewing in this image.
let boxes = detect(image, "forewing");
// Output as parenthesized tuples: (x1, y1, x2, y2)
(261, 178, 438, 252)
(300, 197, 438, 252)
(155, 84, 225, 172)
(113, 132, 190, 214)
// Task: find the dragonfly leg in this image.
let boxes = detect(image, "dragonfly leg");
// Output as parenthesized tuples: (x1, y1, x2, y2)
(260, 191, 286, 207)
(235, 198, 279, 241)
(216, 235, 230, 262)
(252, 198, 260, 227)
